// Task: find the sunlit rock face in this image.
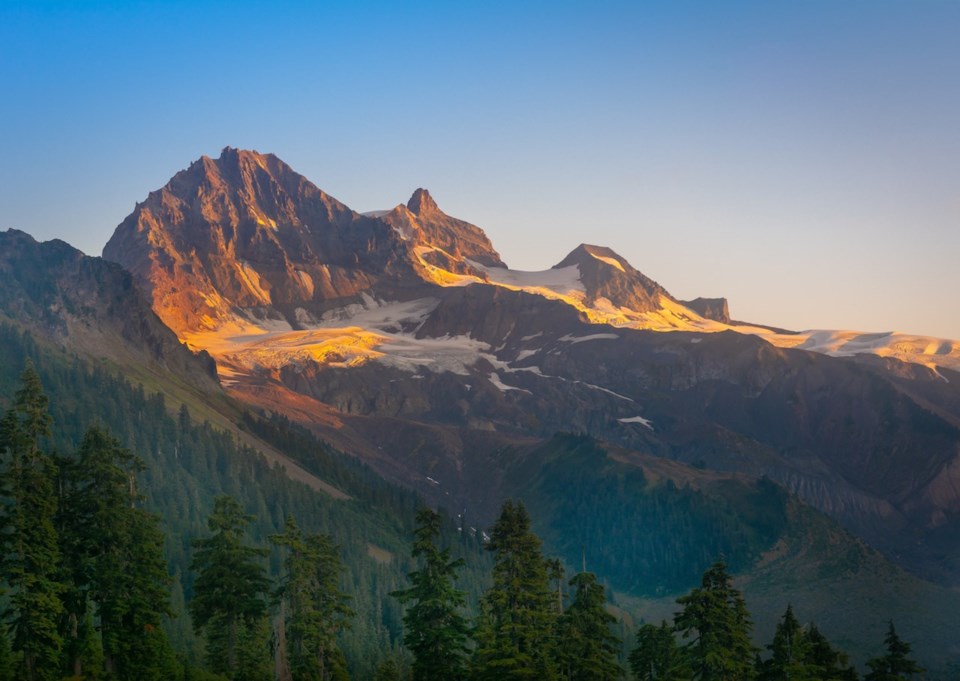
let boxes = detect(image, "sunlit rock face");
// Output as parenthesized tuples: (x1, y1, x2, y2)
(104, 147, 417, 337)
(681, 297, 731, 323)
(379, 187, 505, 269)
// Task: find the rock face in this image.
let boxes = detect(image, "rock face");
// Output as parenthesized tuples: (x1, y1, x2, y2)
(681, 296, 731, 323)
(0, 229, 216, 383)
(553, 243, 669, 313)
(376, 188, 505, 278)
(103, 150, 513, 336)
(103, 147, 417, 336)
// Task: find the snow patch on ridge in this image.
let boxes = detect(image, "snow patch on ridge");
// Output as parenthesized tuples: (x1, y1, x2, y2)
(589, 252, 626, 272)
(619, 415, 654, 430)
(488, 372, 532, 394)
(558, 333, 620, 344)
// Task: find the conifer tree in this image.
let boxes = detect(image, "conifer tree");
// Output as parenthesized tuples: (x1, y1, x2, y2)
(674, 559, 755, 681)
(58, 425, 177, 680)
(629, 620, 687, 681)
(392, 507, 470, 681)
(472, 500, 557, 681)
(0, 622, 14, 681)
(804, 624, 857, 681)
(555, 571, 621, 681)
(864, 622, 924, 681)
(373, 655, 403, 681)
(272, 514, 353, 681)
(758, 605, 814, 681)
(190, 495, 271, 680)
(0, 363, 64, 681)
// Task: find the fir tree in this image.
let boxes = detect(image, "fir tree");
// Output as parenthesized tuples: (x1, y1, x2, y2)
(373, 655, 404, 681)
(804, 624, 857, 681)
(190, 495, 271, 680)
(272, 514, 353, 681)
(674, 559, 755, 681)
(472, 500, 557, 681)
(57, 424, 177, 680)
(758, 605, 814, 681)
(864, 622, 924, 681)
(392, 507, 470, 681)
(0, 622, 14, 681)
(555, 571, 621, 681)
(629, 621, 687, 681)
(0, 363, 64, 681)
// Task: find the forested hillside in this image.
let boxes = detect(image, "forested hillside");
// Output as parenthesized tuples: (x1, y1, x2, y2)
(2, 321, 957, 678)
(0, 323, 492, 678)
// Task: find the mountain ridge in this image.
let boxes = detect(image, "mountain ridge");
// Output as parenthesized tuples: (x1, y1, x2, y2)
(97, 148, 960, 595)
(4, 145, 960, 673)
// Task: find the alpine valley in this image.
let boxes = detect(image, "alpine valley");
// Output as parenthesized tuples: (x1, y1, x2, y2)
(3, 147, 960, 677)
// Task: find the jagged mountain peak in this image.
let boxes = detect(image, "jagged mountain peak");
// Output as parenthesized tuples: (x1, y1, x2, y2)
(550, 242, 669, 313)
(381, 189, 505, 268)
(406, 187, 439, 215)
(554, 243, 632, 273)
(103, 149, 412, 337)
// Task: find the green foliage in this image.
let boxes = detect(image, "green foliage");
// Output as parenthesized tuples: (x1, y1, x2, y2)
(0, 324, 497, 677)
(555, 572, 621, 681)
(392, 507, 471, 681)
(804, 624, 858, 680)
(865, 622, 923, 681)
(629, 621, 688, 681)
(272, 514, 354, 681)
(0, 362, 64, 681)
(58, 425, 178, 680)
(509, 433, 789, 595)
(0, 622, 15, 681)
(373, 655, 406, 681)
(472, 500, 557, 681)
(190, 495, 271, 679)
(757, 605, 815, 681)
(674, 559, 755, 681)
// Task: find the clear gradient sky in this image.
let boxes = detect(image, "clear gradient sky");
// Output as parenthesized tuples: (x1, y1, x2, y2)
(2, 1, 958, 338)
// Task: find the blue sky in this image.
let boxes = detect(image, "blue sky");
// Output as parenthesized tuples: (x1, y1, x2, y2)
(2, 1, 958, 337)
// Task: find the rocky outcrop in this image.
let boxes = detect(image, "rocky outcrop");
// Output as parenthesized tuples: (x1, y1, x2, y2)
(553, 243, 669, 313)
(379, 188, 505, 272)
(0, 229, 217, 383)
(681, 296, 730, 323)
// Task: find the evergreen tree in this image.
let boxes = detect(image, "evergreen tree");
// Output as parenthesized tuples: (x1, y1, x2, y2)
(272, 514, 353, 681)
(190, 495, 271, 680)
(803, 624, 857, 681)
(864, 622, 924, 681)
(373, 655, 404, 681)
(674, 559, 755, 681)
(58, 424, 178, 680)
(0, 622, 14, 681)
(629, 621, 687, 681)
(472, 500, 557, 681)
(0, 363, 64, 681)
(555, 571, 621, 681)
(392, 507, 470, 681)
(758, 605, 814, 681)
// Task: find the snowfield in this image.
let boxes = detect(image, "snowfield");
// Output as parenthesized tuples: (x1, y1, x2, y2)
(185, 257, 960, 391)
